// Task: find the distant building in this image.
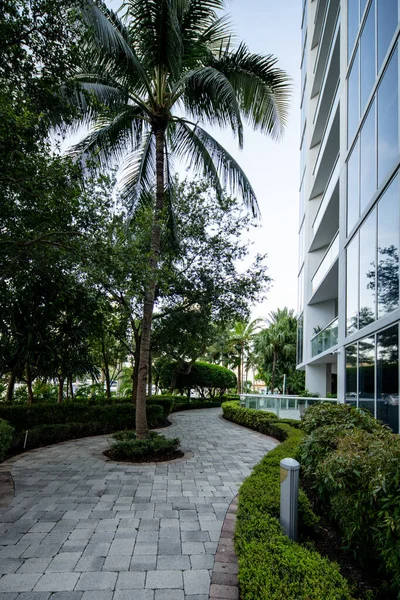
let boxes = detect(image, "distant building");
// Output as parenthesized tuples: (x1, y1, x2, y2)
(297, 0, 400, 432)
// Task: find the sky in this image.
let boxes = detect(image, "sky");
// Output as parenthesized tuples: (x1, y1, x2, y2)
(107, 0, 303, 320)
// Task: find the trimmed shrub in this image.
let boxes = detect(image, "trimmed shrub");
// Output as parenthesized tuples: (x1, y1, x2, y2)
(229, 403, 352, 599)
(105, 431, 181, 462)
(2, 404, 165, 455)
(0, 419, 14, 462)
(299, 403, 389, 485)
(160, 361, 237, 396)
(222, 401, 300, 440)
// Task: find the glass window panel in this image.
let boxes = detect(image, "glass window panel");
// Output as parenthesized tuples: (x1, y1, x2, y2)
(359, 209, 377, 327)
(360, 1, 376, 112)
(377, 325, 399, 433)
(347, 139, 360, 233)
(347, 234, 359, 335)
(299, 222, 305, 269)
(359, 336, 375, 400)
(377, 176, 400, 317)
(360, 100, 377, 212)
(346, 343, 358, 399)
(378, 48, 398, 186)
(377, 0, 398, 71)
(348, 47, 360, 146)
(348, 0, 359, 61)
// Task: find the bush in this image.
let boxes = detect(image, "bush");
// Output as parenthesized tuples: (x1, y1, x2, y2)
(222, 401, 299, 440)
(1, 403, 165, 455)
(105, 431, 181, 462)
(0, 419, 14, 462)
(229, 403, 352, 599)
(299, 403, 387, 485)
(300, 403, 400, 596)
(159, 360, 237, 396)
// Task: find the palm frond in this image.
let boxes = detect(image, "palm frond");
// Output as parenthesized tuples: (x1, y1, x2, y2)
(118, 130, 156, 213)
(177, 67, 243, 146)
(210, 41, 291, 138)
(168, 119, 223, 198)
(171, 121, 259, 217)
(68, 107, 147, 169)
(82, 0, 153, 98)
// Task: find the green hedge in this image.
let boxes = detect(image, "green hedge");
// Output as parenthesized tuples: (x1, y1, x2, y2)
(0, 419, 14, 462)
(106, 431, 181, 462)
(1, 404, 165, 456)
(222, 402, 353, 600)
(301, 403, 400, 596)
(222, 401, 300, 439)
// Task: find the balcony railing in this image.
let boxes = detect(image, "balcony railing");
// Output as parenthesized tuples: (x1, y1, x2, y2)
(239, 394, 338, 420)
(311, 231, 339, 293)
(313, 157, 339, 235)
(311, 317, 338, 357)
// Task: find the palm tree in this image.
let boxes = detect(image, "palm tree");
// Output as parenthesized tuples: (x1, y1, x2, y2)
(228, 318, 263, 393)
(254, 312, 296, 394)
(66, 0, 290, 437)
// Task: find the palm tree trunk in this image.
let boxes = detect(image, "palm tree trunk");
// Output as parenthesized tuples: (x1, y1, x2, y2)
(271, 350, 276, 394)
(26, 363, 34, 404)
(6, 369, 16, 403)
(136, 126, 165, 439)
(58, 377, 64, 403)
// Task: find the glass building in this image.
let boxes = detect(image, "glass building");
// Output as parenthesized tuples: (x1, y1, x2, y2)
(298, 0, 400, 432)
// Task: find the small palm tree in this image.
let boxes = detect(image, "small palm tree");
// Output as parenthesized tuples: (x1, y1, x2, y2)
(66, 0, 290, 437)
(228, 318, 263, 393)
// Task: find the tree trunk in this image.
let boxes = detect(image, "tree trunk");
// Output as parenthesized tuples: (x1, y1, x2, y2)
(6, 370, 16, 403)
(132, 340, 141, 405)
(102, 339, 111, 400)
(271, 351, 277, 394)
(58, 378, 64, 404)
(26, 363, 34, 404)
(147, 350, 152, 399)
(237, 359, 242, 395)
(69, 378, 74, 400)
(136, 126, 166, 439)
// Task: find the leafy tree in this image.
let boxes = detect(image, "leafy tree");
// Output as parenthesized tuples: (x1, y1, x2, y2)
(159, 360, 236, 397)
(226, 319, 263, 393)
(65, 0, 290, 438)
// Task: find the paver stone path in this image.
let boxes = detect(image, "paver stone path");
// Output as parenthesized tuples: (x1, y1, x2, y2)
(0, 407, 277, 599)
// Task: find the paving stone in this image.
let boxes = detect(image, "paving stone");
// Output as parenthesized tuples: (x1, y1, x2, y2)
(81, 593, 112, 600)
(49, 593, 82, 600)
(0, 560, 22, 575)
(33, 574, 80, 593)
(183, 570, 210, 595)
(113, 592, 154, 600)
(46, 553, 81, 573)
(182, 542, 205, 555)
(145, 571, 183, 590)
(154, 591, 184, 600)
(75, 572, 117, 591)
(0, 575, 42, 593)
(156, 555, 190, 571)
(16, 559, 52, 574)
(115, 572, 146, 590)
(190, 554, 215, 569)
(102, 556, 130, 572)
(129, 556, 156, 571)
(16, 594, 51, 600)
(108, 540, 135, 556)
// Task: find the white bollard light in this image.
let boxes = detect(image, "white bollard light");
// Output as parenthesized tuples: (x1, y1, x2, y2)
(280, 457, 300, 541)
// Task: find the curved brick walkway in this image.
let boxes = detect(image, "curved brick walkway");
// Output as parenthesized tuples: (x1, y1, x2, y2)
(0, 408, 277, 600)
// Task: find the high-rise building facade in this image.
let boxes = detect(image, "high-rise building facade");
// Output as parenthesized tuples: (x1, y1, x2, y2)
(298, 0, 400, 432)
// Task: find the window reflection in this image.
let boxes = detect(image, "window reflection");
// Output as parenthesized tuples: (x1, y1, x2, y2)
(377, 177, 400, 318)
(347, 139, 360, 233)
(360, 101, 377, 213)
(377, 0, 398, 71)
(377, 326, 399, 433)
(360, 1, 376, 112)
(359, 337, 375, 404)
(377, 48, 398, 186)
(346, 234, 359, 335)
(359, 209, 376, 328)
(348, 48, 360, 146)
(348, 0, 359, 61)
(346, 344, 358, 399)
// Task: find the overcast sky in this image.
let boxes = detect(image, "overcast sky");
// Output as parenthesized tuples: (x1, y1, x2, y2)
(108, 0, 302, 319)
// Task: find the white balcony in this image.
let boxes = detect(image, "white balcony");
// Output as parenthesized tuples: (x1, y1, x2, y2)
(311, 231, 339, 295)
(311, 317, 339, 357)
(310, 158, 340, 252)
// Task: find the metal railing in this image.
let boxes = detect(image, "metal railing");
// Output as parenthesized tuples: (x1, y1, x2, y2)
(239, 394, 338, 420)
(311, 317, 339, 357)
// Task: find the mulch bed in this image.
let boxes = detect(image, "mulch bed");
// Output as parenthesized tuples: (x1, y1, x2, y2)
(103, 448, 184, 463)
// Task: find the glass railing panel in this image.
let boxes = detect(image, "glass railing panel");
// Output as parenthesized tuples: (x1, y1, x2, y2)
(240, 394, 338, 420)
(311, 317, 339, 357)
(311, 232, 339, 293)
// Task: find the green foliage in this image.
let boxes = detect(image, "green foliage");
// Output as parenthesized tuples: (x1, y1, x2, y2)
(227, 403, 351, 599)
(0, 403, 165, 455)
(106, 432, 181, 462)
(222, 401, 299, 439)
(0, 419, 14, 462)
(160, 361, 237, 397)
(300, 403, 400, 595)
